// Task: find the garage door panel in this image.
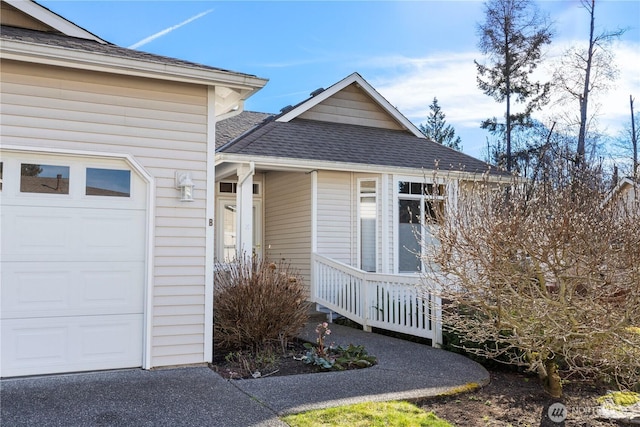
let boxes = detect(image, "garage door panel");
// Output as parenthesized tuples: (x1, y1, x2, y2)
(2, 262, 145, 318)
(1, 209, 72, 257)
(1, 315, 143, 377)
(81, 211, 146, 257)
(1, 269, 71, 312)
(2, 206, 145, 262)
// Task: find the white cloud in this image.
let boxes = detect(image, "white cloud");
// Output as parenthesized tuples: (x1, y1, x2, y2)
(364, 51, 503, 130)
(362, 39, 639, 157)
(128, 9, 214, 50)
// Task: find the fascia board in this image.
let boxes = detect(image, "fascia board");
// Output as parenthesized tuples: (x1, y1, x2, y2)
(276, 72, 425, 139)
(216, 153, 501, 182)
(1, 39, 268, 91)
(348, 73, 425, 139)
(276, 73, 360, 123)
(5, 0, 107, 43)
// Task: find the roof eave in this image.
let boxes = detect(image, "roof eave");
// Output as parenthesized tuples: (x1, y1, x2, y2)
(215, 153, 506, 182)
(1, 39, 268, 90)
(5, 0, 108, 43)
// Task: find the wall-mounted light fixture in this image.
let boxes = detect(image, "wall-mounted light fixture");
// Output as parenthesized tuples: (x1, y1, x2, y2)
(175, 171, 195, 202)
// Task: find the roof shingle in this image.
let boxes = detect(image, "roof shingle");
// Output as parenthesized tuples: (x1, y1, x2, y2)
(0, 25, 260, 79)
(219, 117, 505, 175)
(216, 111, 273, 148)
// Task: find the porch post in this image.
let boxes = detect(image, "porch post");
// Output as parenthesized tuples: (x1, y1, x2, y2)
(310, 170, 318, 303)
(236, 162, 254, 259)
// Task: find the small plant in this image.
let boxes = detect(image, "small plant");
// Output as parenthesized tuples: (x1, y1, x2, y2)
(333, 344, 377, 370)
(301, 323, 377, 370)
(302, 322, 335, 369)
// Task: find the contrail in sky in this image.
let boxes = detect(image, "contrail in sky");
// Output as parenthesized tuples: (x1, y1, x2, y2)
(128, 9, 214, 49)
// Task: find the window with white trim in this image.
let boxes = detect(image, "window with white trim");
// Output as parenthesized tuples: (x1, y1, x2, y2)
(20, 163, 70, 194)
(219, 181, 260, 195)
(358, 179, 377, 272)
(398, 181, 445, 273)
(86, 168, 131, 197)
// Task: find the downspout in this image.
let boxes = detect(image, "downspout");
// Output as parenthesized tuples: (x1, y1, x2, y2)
(204, 86, 216, 363)
(311, 170, 318, 305)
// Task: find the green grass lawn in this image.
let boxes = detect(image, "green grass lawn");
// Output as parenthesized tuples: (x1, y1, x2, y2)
(281, 401, 453, 427)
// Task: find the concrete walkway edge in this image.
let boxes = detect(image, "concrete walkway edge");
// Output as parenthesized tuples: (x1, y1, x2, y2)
(1, 322, 489, 426)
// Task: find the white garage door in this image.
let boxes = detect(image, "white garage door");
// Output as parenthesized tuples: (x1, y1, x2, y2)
(1, 151, 147, 377)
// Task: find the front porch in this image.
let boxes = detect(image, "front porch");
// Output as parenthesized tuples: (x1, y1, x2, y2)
(312, 253, 442, 347)
(213, 163, 443, 346)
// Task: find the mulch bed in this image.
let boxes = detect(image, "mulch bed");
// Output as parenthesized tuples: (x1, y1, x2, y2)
(416, 369, 620, 426)
(210, 339, 324, 380)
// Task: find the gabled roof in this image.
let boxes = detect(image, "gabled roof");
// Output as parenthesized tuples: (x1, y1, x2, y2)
(276, 72, 425, 138)
(3, 0, 107, 43)
(218, 117, 503, 175)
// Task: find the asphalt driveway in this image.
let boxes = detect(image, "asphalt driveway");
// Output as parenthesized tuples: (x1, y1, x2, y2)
(1, 367, 286, 427)
(1, 323, 489, 426)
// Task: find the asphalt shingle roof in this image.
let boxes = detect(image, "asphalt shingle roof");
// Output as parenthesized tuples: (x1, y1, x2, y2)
(216, 111, 273, 148)
(219, 117, 505, 175)
(0, 25, 259, 79)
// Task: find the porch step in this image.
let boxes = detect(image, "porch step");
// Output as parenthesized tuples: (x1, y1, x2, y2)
(307, 304, 340, 323)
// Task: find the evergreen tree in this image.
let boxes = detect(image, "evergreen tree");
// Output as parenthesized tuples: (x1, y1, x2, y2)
(476, 0, 552, 172)
(419, 97, 462, 151)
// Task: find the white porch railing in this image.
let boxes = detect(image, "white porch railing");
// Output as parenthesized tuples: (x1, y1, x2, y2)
(311, 253, 442, 347)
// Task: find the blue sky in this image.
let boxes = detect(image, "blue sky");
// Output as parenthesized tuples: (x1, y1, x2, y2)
(40, 1, 640, 161)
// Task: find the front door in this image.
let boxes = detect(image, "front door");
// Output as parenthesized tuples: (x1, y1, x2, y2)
(217, 199, 262, 261)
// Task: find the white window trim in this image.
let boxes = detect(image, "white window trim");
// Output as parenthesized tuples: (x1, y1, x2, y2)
(356, 177, 379, 272)
(393, 175, 447, 274)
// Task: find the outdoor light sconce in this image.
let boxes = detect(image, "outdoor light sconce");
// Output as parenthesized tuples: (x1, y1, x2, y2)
(175, 171, 195, 202)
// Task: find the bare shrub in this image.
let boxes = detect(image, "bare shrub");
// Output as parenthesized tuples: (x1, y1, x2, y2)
(213, 257, 310, 353)
(424, 174, 640, 397)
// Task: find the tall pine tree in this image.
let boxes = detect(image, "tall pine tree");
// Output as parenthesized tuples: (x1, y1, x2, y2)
(476, 0, 552, 172)
(419, 97, 462, 151)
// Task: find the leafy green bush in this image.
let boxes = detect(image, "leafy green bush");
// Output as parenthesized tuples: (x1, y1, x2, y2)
(214, 256, 310, 352)
(301, 322, 377, 370)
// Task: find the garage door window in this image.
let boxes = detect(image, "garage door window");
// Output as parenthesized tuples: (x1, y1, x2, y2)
(86, 168, 131, 197)
(20, 164, 70, 194)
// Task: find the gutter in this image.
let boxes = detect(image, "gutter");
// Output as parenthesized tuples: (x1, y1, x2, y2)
(216, 153, 510, 183)
(1, 39, 268, 90)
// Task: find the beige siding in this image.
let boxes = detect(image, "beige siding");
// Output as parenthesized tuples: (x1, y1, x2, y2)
(1, 60, 209, 368)
(317, 170, 352, 264)
(298, 83, 404, 130)
(264, 171, 312, 293)
(1, 2, 53, 31)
